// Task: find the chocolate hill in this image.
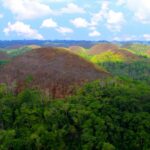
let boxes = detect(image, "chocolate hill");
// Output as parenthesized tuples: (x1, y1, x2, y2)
(0, 52, 10, 60)
(68, 46, 86, 54)
(0, 47, 109, 98)
(89, 44, 138, 60)
(88, 43, 119, 55)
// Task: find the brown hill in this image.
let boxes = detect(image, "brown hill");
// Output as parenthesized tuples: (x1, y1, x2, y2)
(26, 45, 41, 49)
(0, 52, 10, 60)
(0, 47, 109, 98)
(112, 48, 139, 60)
(68, 46, 86, 54)
(146, 50, 150, 55)
(88, 43, 119, 55)
(89, 44, 138, 60)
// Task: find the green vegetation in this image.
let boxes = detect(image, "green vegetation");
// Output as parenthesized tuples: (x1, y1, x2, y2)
(0, 43, 150, 149)
(0, 78, 150, 150)
(123, 44, 150, 56)
(0, 60, 10, 67)
(91, 51, 124, 64)
(78, 51, 92, 60)
(99, 59, 150, 83)
(6, 47, 32, 57)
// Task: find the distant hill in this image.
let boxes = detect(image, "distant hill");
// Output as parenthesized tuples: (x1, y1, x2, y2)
(68, 46, 86, 54)
(27, 45, 41, 49)
(88, 43, 119, 55)
(88, 44, 139, 62)
(0, 47, 109, 98)
(122, 44, 150, 55)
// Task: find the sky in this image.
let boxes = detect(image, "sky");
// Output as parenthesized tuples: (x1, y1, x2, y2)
(0, 0, 150, 41)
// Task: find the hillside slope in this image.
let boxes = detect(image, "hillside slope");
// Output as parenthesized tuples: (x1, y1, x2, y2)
(89, 44, 139, 61)
(0, 52, 10, 60)
(0, 47, 109, 98)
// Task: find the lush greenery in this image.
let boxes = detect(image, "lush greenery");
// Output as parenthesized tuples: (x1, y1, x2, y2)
(123, 44, 150, 56)
(6, 47, 32, 57)
(91, 51, 124, 64)
(97, 57, 150, 84)
(0, 78, 150, 150)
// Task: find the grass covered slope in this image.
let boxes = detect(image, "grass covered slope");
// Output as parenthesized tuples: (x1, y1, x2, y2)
(0, 52, 11, 67)
(0, 47, 109, 98)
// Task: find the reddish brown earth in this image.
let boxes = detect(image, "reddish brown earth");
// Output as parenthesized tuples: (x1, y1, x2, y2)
(68, 46, 86, 54)
(89, 44, 139, 60)
(0, 52, 10, 60)
(112, 48, 139, 60)
(88, 43, 119, 55)
(0, 47, 109, 98)
(146, 50, 150, 55)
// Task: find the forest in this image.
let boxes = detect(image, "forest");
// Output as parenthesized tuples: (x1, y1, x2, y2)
(0, 78, 150, 150)
(0, 42, 150, 150)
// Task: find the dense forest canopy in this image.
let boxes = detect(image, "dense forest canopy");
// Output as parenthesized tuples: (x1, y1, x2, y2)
(0, 78, 150, 150)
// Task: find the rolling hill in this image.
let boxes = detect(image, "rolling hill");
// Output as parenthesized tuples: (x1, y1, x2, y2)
(88, 44, 139, 62)
(68, 46, 86, 54)
(0, 47, 109, 98)
(0, 51, 10, 60)
(88, 43, 119, 55)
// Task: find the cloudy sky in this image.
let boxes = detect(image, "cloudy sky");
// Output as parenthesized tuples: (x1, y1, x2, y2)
(0, 0, 150, 41)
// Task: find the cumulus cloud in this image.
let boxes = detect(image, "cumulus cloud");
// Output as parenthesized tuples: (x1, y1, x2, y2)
(89, 1, 125, 32)
(70, 17, 89, 28)
(56, 27, 73, 35)
(41, 18, 58, 28)
(90, 1, 109, 27)
(3, 0, 53, 20)
(40, 18, 73, 36)
(4, 21, 44, 39)
(89, 31, 101, 37)
(127, 0, 150, 24)
(61, 3, 85, 14)
(106, 10, 125, 32)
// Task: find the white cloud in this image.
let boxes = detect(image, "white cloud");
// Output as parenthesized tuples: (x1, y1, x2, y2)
(4, 21, 44, 40)
(89, 31, 101, 37)
(3, 0, 53, 20)
(61, 3, 85, 14)
(70, 17, 89, 28)
(39, 0, 73, 2)
(0, 13, 3, 18)
(117, 0, 126, 6)
(90, 1, 109, 27)
(127, 0, 150, 24)
(56, 27, 73, 35)
(143, 34, 150, 40)
(41, 18, 58, 28)
(106, 10, 125, 32)
(89, 1, 125, 32)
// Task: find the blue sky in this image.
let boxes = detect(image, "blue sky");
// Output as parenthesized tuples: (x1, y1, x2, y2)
(0, 0, 150, 41)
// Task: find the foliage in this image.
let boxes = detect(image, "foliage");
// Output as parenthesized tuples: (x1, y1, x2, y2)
(99, 58, 150, 83)
(0, 78, 150, 150)
(123, 44, 150, 56)
(91, 51, 124, 63)
(6, 47, 32, 57)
